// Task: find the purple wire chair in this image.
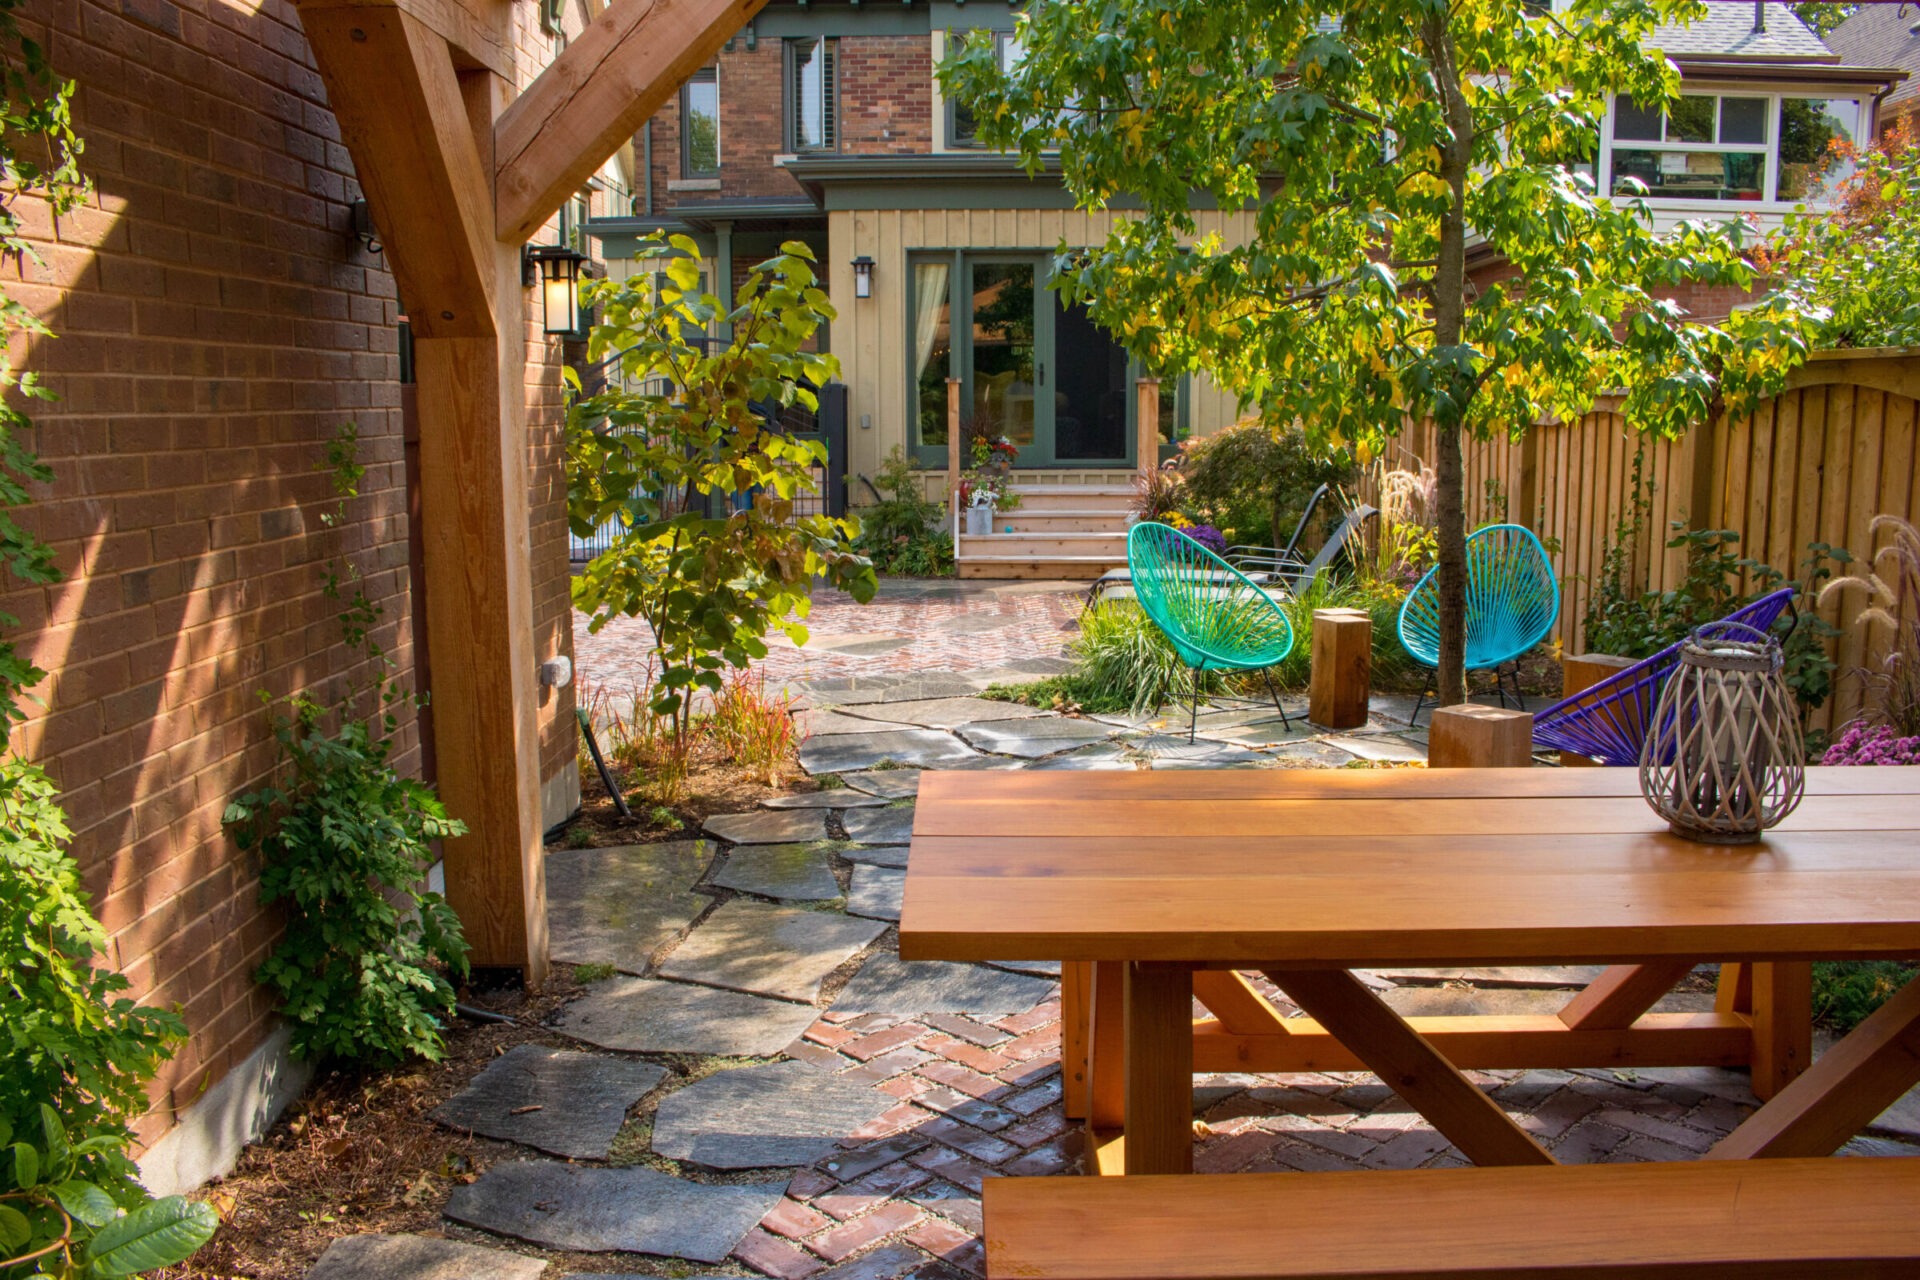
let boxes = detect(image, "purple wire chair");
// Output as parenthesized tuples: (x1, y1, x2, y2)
(1531, 587, 1798, 766)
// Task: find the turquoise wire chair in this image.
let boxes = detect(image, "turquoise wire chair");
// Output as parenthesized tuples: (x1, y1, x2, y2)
(1127, 521, 1297, 742)
(1397, 524, 1559, 726)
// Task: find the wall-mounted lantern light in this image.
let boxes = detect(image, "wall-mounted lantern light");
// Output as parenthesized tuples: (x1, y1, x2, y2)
(349, 198, 381, 255)
(524, 243, 590, 335)
(851, 255, 875, 300)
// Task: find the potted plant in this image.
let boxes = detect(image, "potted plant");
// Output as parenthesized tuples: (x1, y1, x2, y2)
(961, 431, 1022, 534)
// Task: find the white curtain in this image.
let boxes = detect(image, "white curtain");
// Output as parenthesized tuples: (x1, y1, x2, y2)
(912, 261, 950, 384)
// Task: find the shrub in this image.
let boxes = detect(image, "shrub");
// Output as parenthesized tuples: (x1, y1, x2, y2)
(710, 668, 803, 787)
(1177, 420, 1354, 549)
(1066, 601, 1230, 715)
(225, 427, 469, 1069)
(855, 450, 955, 577)
(1129, 460, 1185, 524)
(1812, 961, 1919, 1036)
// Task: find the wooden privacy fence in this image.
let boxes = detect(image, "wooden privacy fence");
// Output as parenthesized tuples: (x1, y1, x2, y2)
(1377, 349, 1920, 734)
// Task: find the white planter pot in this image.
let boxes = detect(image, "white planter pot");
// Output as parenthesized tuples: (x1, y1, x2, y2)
(965, 506, 992, 536)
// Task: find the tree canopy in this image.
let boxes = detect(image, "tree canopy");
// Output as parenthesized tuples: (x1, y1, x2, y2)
(943, 0, 1818, 702)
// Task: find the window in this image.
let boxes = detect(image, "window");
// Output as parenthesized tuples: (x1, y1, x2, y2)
(786, 38, 837, 153)
(948, 31, 1023, 148)
(1778, 97, 1861, 202)
(1609, 93, 1769, 202)
(682, 67, 720, 177)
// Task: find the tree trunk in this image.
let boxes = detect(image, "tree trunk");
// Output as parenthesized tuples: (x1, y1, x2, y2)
(1424, 13, 1474, 708)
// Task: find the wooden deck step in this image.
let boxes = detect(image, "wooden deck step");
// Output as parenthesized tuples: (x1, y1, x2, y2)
(958, 532, 1127, 558)
(1005, 485, 1135, 512)
(956, 554, 1123, 581)
(985, 1159, 1920, 1280)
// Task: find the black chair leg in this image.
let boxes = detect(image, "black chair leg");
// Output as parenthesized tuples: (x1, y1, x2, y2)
(1262, 667, 1290, 730)
(1189, 666, 1201, 744)
(1409, 671, 1434, 727)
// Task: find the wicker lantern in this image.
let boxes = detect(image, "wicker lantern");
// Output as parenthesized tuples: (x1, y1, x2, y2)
(1637, 626, 1805, 843)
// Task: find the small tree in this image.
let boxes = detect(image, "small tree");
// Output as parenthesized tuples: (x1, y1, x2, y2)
(567, 238, 876, 732)
(944, 0, 1814, 705)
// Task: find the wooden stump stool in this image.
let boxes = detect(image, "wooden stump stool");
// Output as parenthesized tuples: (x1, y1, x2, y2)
(1428, 704, 1534, 768)
(1308, 608, 1371, 730)
(1560, 653, 1639, 767)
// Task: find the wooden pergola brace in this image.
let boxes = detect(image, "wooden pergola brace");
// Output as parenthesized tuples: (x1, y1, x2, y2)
(294, 0, 765, 981)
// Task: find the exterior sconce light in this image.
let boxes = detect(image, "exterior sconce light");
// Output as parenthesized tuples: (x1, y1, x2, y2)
(349, 198, 381, 254)
(851, 255, 875, 300)
(524, 243, 590, 336)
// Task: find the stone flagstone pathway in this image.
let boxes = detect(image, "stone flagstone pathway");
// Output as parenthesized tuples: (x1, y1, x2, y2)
(316, 593, 1920, 1279)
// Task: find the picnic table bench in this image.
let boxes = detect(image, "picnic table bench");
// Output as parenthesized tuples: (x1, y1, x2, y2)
(901, 766, 1920, 1279)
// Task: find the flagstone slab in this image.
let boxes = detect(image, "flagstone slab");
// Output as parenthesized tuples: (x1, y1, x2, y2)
(846, 866, 907, 923)
(839, 770, 922, 799)
(444, 1161, 782, 1261)
(987, 960, 1061, 978)
(1372, 966, 1609, 990)
(761, 790, 890, 810)
(305, 1234, 548, 1280)
(832, 954, 1054, 1017)
(1122, 736, 1271, 769)
(552, 978, 820, 1057)
(651, 1061, 894, 1169)
(1025, 744, 1137, 771)
(429, 1045, 665, 1159)
(1265, 740, 1359, 767)
(1321, 733, 1428, 763)
(850, 697, 1049, 730)
(841, 805, 917, 845)
(657, 901, 886, 1002)
(704, 808, 832, 845)
(797, 708, 922, 738)
(819, 675, 982, 706)
(799, 729, 977, 775)
(546, 843, 714, 974)
(955, 717, 1114, 758)
(1200, 718, 1319, 747)
(841, 844, 909, 869)
(706, 843, 842, 901)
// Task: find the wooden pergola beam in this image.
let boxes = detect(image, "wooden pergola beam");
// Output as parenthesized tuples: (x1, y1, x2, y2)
(493, 0, 769, 244)
(300, 3, 497, 337)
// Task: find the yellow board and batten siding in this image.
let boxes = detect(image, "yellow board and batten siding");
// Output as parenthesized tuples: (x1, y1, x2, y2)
(826, 205, 1255, 502)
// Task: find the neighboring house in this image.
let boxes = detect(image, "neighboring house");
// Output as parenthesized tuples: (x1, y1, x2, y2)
(1827, 1, 1920, 137)
(583, 1, 1900, 575)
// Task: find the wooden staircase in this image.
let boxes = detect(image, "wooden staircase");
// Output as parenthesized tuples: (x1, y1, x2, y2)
(955, 485, 1132, 580)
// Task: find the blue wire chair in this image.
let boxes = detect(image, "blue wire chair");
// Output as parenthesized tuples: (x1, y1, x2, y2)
(1127, 521, 1297, 742)
(1398, 524, 1559, 726)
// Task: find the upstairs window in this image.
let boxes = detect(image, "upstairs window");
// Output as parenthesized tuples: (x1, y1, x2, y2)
(787, 38, 838, 152)
(1609, 93, 1769, 202)
(683, 67, 720, 177)
(948, 31, 1023, 148)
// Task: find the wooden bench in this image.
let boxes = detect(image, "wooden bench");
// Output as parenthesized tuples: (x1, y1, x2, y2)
(983, 1159, 1920, 1279)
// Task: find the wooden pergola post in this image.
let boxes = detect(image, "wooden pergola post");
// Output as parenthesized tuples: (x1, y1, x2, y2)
(1135, 376, 1161, 469)
(294, 0, 766, 983)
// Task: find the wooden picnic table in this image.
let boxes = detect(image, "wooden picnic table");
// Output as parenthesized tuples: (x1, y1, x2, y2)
(898, 766, 1920, 1177)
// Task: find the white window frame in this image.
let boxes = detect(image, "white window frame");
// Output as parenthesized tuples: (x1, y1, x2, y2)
(1597, 86, 1864, 213)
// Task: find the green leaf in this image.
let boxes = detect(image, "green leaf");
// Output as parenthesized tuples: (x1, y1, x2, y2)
(53, 1178, 121, 1228)
(84, 1196, 218, 1276)
(0, 1203, 30, 1253)
(11, 1142, 38, 1190)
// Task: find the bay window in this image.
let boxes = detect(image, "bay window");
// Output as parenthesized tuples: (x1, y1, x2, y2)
(1605, 90, 1862, 205)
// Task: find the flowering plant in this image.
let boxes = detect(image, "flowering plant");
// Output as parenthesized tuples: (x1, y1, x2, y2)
(1821, 722, 1920, 766)
(961, 432, 1021, 512)
(1181, 523, 1228, 556)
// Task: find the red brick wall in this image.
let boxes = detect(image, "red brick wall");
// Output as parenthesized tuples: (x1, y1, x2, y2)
(840, 36, 932, 155)
(4, 0, 577, 1151)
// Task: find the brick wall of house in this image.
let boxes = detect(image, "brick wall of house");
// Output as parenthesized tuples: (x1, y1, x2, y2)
(839, 36, 933, 155)
(5, 0, 577, 1154)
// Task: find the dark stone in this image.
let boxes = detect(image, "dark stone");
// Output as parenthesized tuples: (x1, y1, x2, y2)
(800, 730, 977, 775)
(842, 806, 916, 845)
(657, 901, 886, 1002)
(704, 809, 832, 845)
(763, 791, 890, 810)
(955, 718, 1114, 758)
(861, 697, 1047, 730)
(707, 843, 842, 901)
(551, 977, 821, 1057)
(845, 866, 906, 922)
(839, 771, 922, 799)
(841, 844, 909, 869)
(833, 953, 1053, 1017)
(545, 843, 714, 974)
(429, 1045, 664, 1159)
(304, 1234, 547, 1280)
(651, 1061, 893, 1170)
(444, 1162, 783, 1261)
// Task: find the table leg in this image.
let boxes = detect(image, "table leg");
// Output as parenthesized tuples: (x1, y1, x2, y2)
(1088, 961, 1126, 1134)
(1750, 961, 1813, 1101)
(1061, 961, 1091, 1121)
(1123, 962, 1192, 1175)
(1270, 968, 1556, 1168)
(1708, 971, 1920, 1159)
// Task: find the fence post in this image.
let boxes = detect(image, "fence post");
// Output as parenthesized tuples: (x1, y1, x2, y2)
(947, 376, 963, 513)
(1136, 377, 1161, 470)
(1517, 429, 1541, 529)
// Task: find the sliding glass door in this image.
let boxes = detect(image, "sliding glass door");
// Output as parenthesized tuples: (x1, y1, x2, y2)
(912, 251, 1158, 468)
